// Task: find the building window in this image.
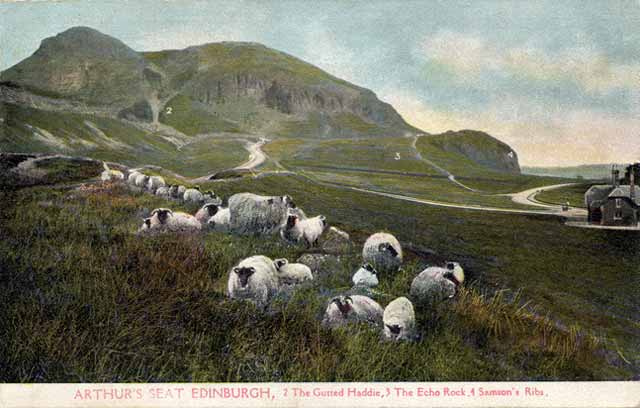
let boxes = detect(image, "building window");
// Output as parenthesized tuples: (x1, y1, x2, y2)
(614, 210, 623, 220)
(616, 198, 622, 208)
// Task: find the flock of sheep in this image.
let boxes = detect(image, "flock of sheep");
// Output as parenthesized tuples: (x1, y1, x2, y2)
(100, 163, 466, 342)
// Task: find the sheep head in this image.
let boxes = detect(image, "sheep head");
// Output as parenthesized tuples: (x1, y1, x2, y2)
(444, 262, 465, 286)
(386, 324, 402, 337)
(282, 195, 296, 208)
(233, 266, 256, 288)
(151, 208, 173, 224)
(363, 263, 376, 273)
(202, 203, 219, 216)
(378, 242, 399, 258)
(285, 214, 298, 229)
(273, 258, 289, 271)
(331, 296, 353, 317)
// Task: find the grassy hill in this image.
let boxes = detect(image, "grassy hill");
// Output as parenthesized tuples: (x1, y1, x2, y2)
(0, 160, 636, 381)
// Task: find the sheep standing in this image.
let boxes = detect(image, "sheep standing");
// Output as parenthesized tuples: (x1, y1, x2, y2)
(183, 187, 204, 203)
(100, 162, 124, 182)
(227, 255, 279, 307)
(228, 193, 296, 236)
(280, 213, 327, 247)
(140, 208, 202, 233)
(146, 176, 166, 193)
(127, 171, 141, 186)
(362, 232, 403, 274)
(352, 263, 379, 287)
(273, 258, 313, 285)
(410, 262, 465, 305)
(321, 295, 384, 328)
(134, 173, 150, 189)
(383, 297, 416, 341)
(195, 203, 219, 224)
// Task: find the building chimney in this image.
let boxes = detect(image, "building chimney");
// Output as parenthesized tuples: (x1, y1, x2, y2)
(612, 165, 617, 186)
(631, 170, 635, 200)
(613, 169, 620, 187)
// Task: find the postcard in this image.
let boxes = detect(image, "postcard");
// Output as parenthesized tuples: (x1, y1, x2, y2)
(0, 1, 638, 407)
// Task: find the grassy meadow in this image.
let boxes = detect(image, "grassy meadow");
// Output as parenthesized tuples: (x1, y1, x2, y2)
(0, 160, 637, 382)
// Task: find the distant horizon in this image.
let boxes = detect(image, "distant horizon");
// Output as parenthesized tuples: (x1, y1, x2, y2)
(1, 1, 639, 167)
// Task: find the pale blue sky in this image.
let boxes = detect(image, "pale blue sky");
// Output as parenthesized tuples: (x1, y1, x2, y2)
(1, 0, 639, 165)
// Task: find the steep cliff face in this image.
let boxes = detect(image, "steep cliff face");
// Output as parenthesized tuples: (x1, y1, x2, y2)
(1, 27, 411, 137)
(430, 130, 521, 174)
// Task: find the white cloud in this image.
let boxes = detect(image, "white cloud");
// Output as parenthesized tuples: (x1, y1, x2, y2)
(420, 31, 640, 95)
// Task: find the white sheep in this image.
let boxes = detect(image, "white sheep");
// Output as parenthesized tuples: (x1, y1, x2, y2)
(127, 171, 141, 185)
(321, 295, 384, 328)
(228, 193, 296, 236)
(183, 187, 204, 203)
(146, 176, 166, 193)
(202, 190, 222, 205)
(207, 206, 230, 232)
(155, 186, 171, 197)
(410, 262, 465, 304)
(137, 217, 152, 234)
(352, 263, 379, 287)
(134, 173, 150, 189)
(362, 232, 403, 274)
(273, 258, 313, 285)
(382, 297, 416, 341)
(140, 208, 202, 233)
(227, 255, 279, 307)
(195, 203, 219, 224)
(100, 162, 125, 182)
(280, 212, 327, 247)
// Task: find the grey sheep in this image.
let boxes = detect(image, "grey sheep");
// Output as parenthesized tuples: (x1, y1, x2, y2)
(183, 187, 204, 203)
(228, 193, 296, 236)
(321, 295, 384, 328)
(382, 297, 416, 341)
(227, 255, 279, 307)
(155, 186, 171, 197)
(134, 173, 150, 188)
(195, 203, 219, 224)
(410, 262, 465, 304)
(146, 176, 166, 193)
(362, 232, 403, 274)
(207, 206, 230, 232)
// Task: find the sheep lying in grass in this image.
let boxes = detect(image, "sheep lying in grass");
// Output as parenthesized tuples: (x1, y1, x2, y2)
(227, 255, 279, 307)
(273, 258, 313, 285)
(140, 208, 202, 233)
(100, 162, 124, 182)
(321, 295, 384, 328)
(228, 193, 296, 236)
(410, 262, 465, 304)
(207, 205, 230, 232)
(280, 212, 328, 247)
(146, 176, 166, 193)
(352, 263, 379, 287)
(183, 187, 204, 203)
(362, 232, 403, 274)
(155, 186, 171, 198)
(382, 297, 416, 341)
(195, 203, 219, 224)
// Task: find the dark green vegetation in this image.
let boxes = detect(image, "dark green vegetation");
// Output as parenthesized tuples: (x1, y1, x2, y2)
(1, 161, 637, 381)
(523, 164, 621, 180)
(536, 184, 591, 209)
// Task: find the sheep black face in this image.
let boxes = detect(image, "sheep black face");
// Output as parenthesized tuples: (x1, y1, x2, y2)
(143, 218, 151, 228)
(444, 262, 464, 287)
(151, 208, 173, 224)
(285, 214, 298, 230)
(233, 266, 256, 288)
(378, 242, 399, 258)
(386, 324, 402, 337)
(332, 296, 353, 317)
(274, 258, 288, 271)
(204, 203, 219, 216)
(319, 215, 327, 228)
(363, 263, 376, 274)
(282, 195, 296, 209)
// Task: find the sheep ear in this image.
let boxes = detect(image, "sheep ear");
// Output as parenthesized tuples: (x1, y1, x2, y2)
(319, 215, 326, 221)
(268, 198, 274, 204)
(345, 296, 353, 304)
(232, 267, 240, 274)
(151, 209, 159, 216)
(248, 267, 256, 274)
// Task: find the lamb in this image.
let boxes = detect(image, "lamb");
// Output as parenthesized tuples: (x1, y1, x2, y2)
(352, 263, 379, 287)
(362, 232, 403, 274)
(195, 203, 219, 224)
(137, 217, 152, 234)
(227, 255, 279, 307)
(207, 206, 230, 232)
(100, 162, 124, 182)
(146, 176, 166, 193)
(183, 187, 204, 203)
(228, 193, 297, 236)
(280, 212, 328, 247)
(410, 261, 465, 305)
(141, 208, 202, 232)
(272, 258, 313, 285)
(382, 297, 416, 341)
(321, 295, 384, 328)
(134, 173, 150, 189)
